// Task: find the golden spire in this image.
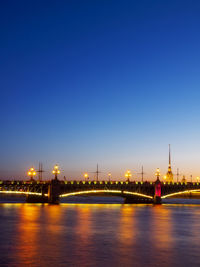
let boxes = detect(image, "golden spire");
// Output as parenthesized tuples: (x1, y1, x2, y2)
(168, 144, 172, 172)
(166, 144, 173, 182)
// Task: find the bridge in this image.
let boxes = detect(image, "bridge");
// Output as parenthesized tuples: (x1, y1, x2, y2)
(1, 178, 200, 204)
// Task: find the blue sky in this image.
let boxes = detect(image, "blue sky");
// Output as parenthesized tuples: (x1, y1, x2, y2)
(1, 0, 200, 180)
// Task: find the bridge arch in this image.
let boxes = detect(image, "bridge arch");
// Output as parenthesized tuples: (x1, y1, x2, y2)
(161, 189, 200, 199)
(0, 190, 45, 196)
(59, 189, 153, 199)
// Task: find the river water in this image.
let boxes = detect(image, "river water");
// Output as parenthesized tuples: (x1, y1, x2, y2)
(1, 197, 200, 267)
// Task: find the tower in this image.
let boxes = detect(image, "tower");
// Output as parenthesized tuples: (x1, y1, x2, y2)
(96, 164, 99, 181)
(165, 144, 173, 182)
(38, 162, 44, 181)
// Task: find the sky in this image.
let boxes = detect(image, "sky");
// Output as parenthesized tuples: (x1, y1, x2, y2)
(1, 0, 200, 180)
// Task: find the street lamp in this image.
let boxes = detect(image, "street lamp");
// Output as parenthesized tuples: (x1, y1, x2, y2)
(155, 168, 160, 180)
(108, 172, 111, 182)
(84, 173, 89, 181)
(27, 167, 36, 181)
(125, 170, 132, 182)
(52, 164, 60, 180)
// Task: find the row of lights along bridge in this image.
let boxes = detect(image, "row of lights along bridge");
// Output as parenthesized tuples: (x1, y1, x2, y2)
(27, 165, 133, 182)
(27, 165, 200, 183)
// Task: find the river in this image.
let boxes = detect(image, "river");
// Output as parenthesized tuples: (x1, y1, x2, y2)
(0, 197, 200, 266)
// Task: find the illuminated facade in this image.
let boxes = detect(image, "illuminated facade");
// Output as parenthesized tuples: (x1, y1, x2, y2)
(165, 144, 174, 182)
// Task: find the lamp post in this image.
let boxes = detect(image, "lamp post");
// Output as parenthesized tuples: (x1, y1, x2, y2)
(27, 167, 36, 181)
(84, 173, 89, 181)
(52, 164, 60, 180)
(125, 170, 132, 182)
(108, 172, 111, 182)
(155, 168, 160, 180)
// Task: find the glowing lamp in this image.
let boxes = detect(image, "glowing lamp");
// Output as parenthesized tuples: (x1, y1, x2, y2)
(52, 164, 60, 180)
(155, 168, 161, 179)
(125, 170, 132, 181)
(84, 173, 89, 180)
(27, 167, 36, 181)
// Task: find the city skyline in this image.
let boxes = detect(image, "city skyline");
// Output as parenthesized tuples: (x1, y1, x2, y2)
(1, 142, 200, 180)
(1, 1, 200, 179)
(2, 145, 200, 182)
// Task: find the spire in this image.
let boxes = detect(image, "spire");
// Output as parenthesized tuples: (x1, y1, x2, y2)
(169, 144, 171, 166)
(166, 144, 173, 182)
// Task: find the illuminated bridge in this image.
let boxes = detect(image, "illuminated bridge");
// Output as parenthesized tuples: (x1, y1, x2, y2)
(1, 179, 200, 204)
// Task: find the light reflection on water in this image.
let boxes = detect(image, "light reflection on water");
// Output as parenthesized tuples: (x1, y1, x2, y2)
(1, 203, 200, 267)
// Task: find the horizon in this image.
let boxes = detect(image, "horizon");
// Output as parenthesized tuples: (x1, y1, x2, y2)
(1, 145, 200, 181)
(1, 1, 200, 179)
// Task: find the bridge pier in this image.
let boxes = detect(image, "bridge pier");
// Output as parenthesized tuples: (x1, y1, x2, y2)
(153, 196, 162, 204)
(154, 178, 162, 204)
(48, 179, 60, 204)
(26, 186, 48, 203)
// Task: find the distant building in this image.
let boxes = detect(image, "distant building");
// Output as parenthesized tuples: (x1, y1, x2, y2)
(165, 144, 174, 182)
